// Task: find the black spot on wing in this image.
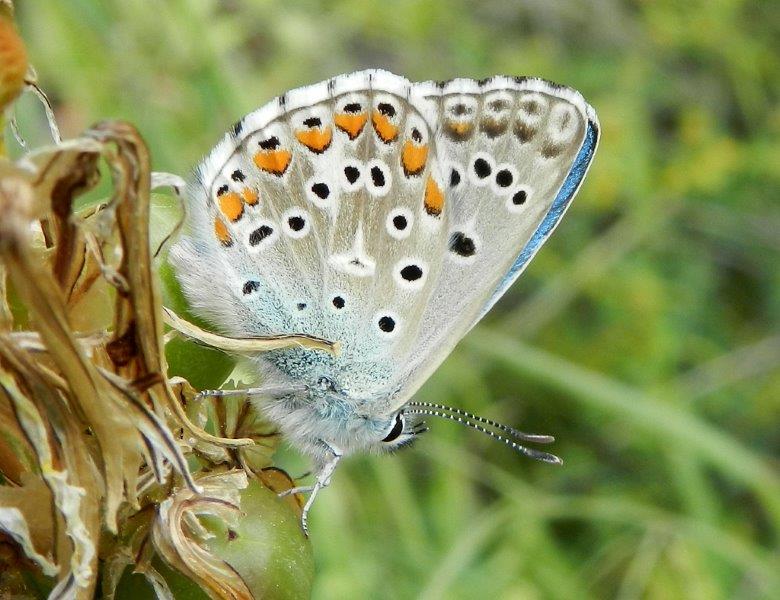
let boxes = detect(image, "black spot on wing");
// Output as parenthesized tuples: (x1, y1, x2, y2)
(449, 232, 476, 257)
(378, 316, 396, 332)
(370, 165, 385, 187)
(377, 102, 396, 117)
(400, 265, 423, 281)
(512, 190, 527, 205)
(258, 136, 280, 150)
(249, 225, 274, 246)
(473, 158, 491, 179)
(242, 280, 260, 295)
(288, 215, 305, 231)
(344, 165, 360, 184)
(311, 182, 330, 199)
(495, 169, 513, 187)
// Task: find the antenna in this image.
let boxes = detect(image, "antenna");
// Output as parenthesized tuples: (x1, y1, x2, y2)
(405, 405, 562, 465)
(408, 401, 555, 444)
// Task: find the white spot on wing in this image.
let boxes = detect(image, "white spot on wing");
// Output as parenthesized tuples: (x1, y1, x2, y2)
(329, 223, 376, 277)
(546, 102, 579, 144)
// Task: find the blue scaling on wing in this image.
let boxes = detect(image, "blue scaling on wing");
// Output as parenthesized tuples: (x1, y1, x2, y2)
(478, 119, 600, 320)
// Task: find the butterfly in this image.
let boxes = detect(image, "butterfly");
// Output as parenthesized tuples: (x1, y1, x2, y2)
(170, 69, 599, 532)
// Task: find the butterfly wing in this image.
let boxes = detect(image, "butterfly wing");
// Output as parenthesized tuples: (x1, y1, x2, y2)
(171, 71, 452, 400)
(171, 70, 598, 414)
(388, 76, 599, 408)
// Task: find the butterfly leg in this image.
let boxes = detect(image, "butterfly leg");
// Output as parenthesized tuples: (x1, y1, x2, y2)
(278, 485, 314, 498)
(195, 387, 268, 400)
(195, 382, 306, 401)
(299, 442, 342, 536)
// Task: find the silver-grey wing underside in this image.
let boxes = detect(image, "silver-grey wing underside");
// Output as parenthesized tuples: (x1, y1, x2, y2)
(170, 70, 598, 413)
(393, 77, 599, 407)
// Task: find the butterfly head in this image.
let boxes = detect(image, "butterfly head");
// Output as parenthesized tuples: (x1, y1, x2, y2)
(309, 374, 426, 452)
(377, 409, 428, 450)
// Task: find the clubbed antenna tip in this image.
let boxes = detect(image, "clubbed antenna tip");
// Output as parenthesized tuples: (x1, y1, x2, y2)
(406, 402, 562, 465)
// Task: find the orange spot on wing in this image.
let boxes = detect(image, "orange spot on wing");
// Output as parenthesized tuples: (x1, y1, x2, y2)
(253, 149, 292, 176)
(447, 121, 473, 138)
(334, 113, 367, 140)
(372, 110, 399, 143)
(295, 126, 333, 153)
(214, 218, 233, 247)
(218, 191, 244, 222)
(401, 141, 428, 176)
(424, 176, 444, 217)
(241, 187, 258, 205)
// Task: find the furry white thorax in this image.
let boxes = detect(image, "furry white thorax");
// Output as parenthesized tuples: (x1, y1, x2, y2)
(248, 353, 416, 463)
(258, 391, 392, 461)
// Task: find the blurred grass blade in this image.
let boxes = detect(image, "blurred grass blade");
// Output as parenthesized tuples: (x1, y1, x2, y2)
(468, 330, 780, 525)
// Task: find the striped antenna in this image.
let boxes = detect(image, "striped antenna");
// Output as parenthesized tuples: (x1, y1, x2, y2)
(405, 406, 562, 465)
(408, 401, 554, 444)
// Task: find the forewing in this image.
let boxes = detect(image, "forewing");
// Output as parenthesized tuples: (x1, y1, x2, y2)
(171, 71, 451, 397)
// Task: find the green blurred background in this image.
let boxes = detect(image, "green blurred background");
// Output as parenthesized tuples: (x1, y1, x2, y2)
(14, 1, 779, 598)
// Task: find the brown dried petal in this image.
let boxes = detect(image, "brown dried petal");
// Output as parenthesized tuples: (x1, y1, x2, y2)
(152, 471, 253, 600)
(0, 371, 97, 592)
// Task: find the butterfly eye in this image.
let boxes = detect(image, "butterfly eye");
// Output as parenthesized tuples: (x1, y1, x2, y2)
(382, 412, 405, 443)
